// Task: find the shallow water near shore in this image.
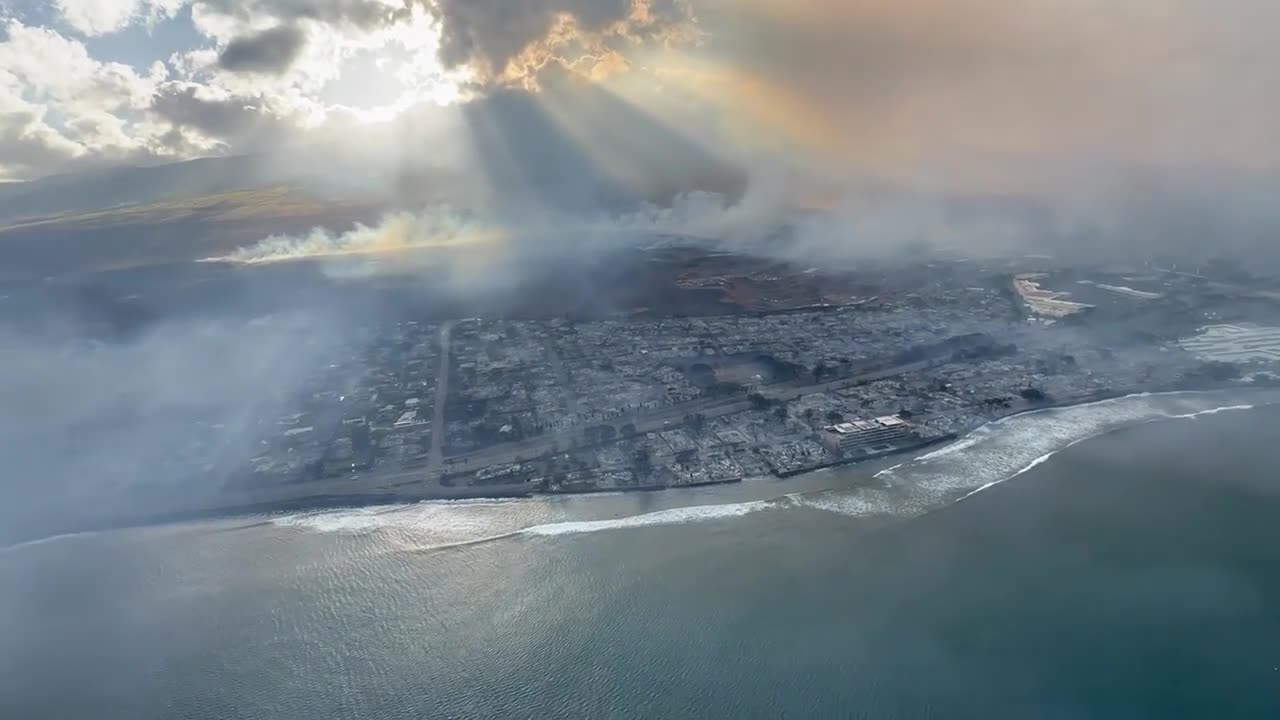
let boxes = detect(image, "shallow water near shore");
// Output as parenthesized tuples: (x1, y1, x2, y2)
(3, 391, 1279, 718)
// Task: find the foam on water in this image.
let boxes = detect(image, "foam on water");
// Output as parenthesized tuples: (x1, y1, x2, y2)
(273, 496, 789, 549)
(957, 445, 1070, 502)
(0, 530, 103, 556)
(1167, 404, 1254, 420)
(522, 500, 781, 537)
(270, 392, 1276, 544)
(909, 432, 986, 462)
(797, 392, 1275, 520)
(792, 489, 901, 518)
(272, 497, 546, 548)
(814, 389, 1274, 512)
(872, 462, 907, 479)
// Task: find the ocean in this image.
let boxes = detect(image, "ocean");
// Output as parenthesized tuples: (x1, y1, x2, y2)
(3, 391, 1279, 718)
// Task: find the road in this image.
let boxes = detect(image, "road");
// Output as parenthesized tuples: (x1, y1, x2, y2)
(427, 357, 935, 476)
(423, 321, 452, 482)
(355, 356, 935, 487)
(542, 338, 579, 418)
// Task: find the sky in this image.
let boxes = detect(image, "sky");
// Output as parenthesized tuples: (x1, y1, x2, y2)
(4, 0, 1280, 543)
(2, 0, 1279, 203)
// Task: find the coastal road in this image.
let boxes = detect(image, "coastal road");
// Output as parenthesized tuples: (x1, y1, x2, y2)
(293, 356, 937, 491)
(423, 357, 936, 476)
(154, 355, 939, 512)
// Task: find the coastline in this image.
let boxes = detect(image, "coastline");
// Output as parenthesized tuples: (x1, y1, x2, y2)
(772, 434, 956, 478)
(1, 382, 1259, 548)
(898, 394, 1278, 535)
(104, 427, 969, 540)
(12, 392, 1280, 720)
(950, 379, 1249, 435)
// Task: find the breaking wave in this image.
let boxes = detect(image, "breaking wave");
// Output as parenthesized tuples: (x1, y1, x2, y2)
(1167, 404, 1255, 419)
(273, 496, 793, 550)
(272, 497, 540, 547)
(523, 500, 782, 537)
(0, 530, 103, 556)
(798, 392, 1271, 519)
(271, 391, 1275, 547)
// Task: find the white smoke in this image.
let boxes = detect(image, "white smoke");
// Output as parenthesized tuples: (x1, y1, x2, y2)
(202, 177, 1051, 281)
(615, 175, 1045, 264)
(201, 209, 501, 265)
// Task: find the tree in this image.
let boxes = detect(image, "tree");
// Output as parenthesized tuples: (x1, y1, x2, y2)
(632, 448, 652, 473)
(1019, 387, 1048, 403)
(708, 382, 739, 397)
(585, 424, 616, 444)
(1197, 361, 1241, 382)
(825, 410, 844, 423)
(620, 423, 637, 437)
(688, 363, 716, 387)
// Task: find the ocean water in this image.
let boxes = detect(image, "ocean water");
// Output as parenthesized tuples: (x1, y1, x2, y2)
(3, 392, 1279, 718)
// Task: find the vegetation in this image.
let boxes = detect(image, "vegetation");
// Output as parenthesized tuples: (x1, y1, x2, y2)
(684, 413, 707, 431)
(1019, 387, 1049, 402)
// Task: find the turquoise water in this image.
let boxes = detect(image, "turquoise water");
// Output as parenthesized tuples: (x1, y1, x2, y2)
(2, 393, 1278, 718)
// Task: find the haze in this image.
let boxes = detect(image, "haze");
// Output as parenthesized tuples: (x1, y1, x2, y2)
(1, 0, 1279, 539)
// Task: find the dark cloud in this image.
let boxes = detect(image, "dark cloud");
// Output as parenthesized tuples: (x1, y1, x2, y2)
(218, 24, 308, 75)
(151, 83, 302, 148)
(427, 0, 693, 84)
(431, 0, 624, 71)
(198, 0, 693, 86)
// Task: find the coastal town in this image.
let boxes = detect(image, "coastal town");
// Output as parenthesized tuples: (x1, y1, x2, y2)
(166, 249, 1280, 507)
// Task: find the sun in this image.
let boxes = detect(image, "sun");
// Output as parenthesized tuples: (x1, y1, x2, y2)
(318, 7, 470, 124)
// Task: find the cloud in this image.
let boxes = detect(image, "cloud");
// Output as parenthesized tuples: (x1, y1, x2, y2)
(53, 0, 184, 36)
(3, 0, 1279, 266)
(193, 0, 411, 39)
(0, 21, 160, 110)
(1, 1, 701, 181)
(428, 0, 696, 86)
(0, 20, 182, 178)
(150, 82, 304, 149)
(174, 1, 454, 131)
(0, 96, 86, 179)
(55, 0, 141, 35)
(217, 23, 308, 74)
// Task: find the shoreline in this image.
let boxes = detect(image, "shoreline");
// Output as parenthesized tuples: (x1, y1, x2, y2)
(898, 394, 1278, 534)
(108, 429, 968, 538)
(0, 383, 1257, 548)
(772, 434, 956, 478)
